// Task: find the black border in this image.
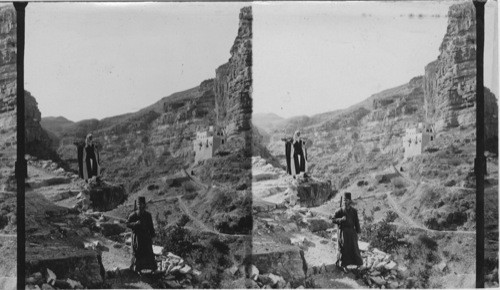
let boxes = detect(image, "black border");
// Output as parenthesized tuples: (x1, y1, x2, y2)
(14, 2, 27, 290)
(474, 1, 486, 288)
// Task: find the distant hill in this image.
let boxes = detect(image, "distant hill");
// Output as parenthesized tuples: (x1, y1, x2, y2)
(40, 116, 75, 138)
(252, 112, 284, 133)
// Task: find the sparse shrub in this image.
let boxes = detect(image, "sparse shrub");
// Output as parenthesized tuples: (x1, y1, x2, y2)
(357, 180, 369, 187)
(184, 191, 198, 200)
(395, 233, 440, 288)
(361, 218, 404, 253)
(448, 158, 461, 166)
(367, 186, 374, 192)
(393, 188, 407, 196)
(373, 205, 381, 212)
(385, 210, 398, 223)
(425, 147, 439, 153)
(444, 179, 456, 187)
(391, 177, 406, 189)
(183, 181, 197, 193)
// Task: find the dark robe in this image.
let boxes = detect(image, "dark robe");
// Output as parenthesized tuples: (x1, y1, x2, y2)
(285, 139, 292, 174)
(293, 140, 306, 174)
(127, 210, 157, 272)
(331, 207, 363, 267)
(85, 144, 99, 179)
(77, 143, 100, 181)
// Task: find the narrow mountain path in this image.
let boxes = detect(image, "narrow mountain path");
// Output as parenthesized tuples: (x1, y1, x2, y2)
(177, 197, 250, 238)
(385, 191, 475, 235)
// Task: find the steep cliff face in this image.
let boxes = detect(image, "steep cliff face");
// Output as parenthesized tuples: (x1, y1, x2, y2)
(424, 2, 478, 130)
(0, 5, 16, 155)
(214, 6, 252, 136)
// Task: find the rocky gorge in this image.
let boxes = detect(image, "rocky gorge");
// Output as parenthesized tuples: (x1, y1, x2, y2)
(254, 2, 497, 288)
(25, 6, 253, 289)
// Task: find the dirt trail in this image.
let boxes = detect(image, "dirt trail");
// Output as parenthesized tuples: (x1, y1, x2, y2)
(385, 191, 475, 235)
(177, 197, 250, 238)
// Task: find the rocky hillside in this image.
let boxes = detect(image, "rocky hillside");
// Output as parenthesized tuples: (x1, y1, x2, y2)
(264, 2, 497, 191)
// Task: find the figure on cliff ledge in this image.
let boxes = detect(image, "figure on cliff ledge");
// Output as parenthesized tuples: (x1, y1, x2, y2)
(330, 192, 363, 271)
(282, 130, 308, 178)
(76, 133, 100, 182)
(126, 196, 157, 273)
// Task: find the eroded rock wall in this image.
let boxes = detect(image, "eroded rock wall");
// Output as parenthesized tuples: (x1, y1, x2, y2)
(423, 2, 484, 131)
(0, 5, 16, 153)
(214, 6, 252, 136)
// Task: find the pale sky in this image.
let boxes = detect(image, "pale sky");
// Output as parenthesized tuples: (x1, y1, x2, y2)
(25, 2, 245, 122)
(24, 1, 498, 122)
(253, 0, 498, 118)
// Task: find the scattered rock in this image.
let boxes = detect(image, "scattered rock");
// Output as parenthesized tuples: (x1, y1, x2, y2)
(438, 261, 447, 272)
(371, 276, 386, 286)
(358, 241, 369, 251)
(384, 261, 397, 270)
(268, 273, 284, 286)
(180, 265, 192, 274)
(46, 268, 56, 285)
(249, 264, 260, 280)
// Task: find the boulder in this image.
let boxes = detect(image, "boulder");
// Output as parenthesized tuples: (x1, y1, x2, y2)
(371, 276, 386, 286)
(252, 244, 306, 287)
(384, 261, 397, 270)
(358, 241, 369, 251)
(180, 265, 192, 275)
(46, 268, 56, 285)
(249, 265, 259, 280)
(87, 182, 127, 212)
(296, 178, 334, 208)
(268, 273, 284, 286)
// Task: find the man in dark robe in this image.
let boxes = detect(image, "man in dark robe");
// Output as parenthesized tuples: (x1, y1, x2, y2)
(331, 192, 363, 270)
(126, 196, 157, 273)
(281, 137, 293, 174)
(291, 130, 308, 177)
(84, 134, 99, 180)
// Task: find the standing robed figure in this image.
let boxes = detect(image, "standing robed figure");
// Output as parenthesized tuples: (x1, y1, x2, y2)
(331, 192, 363, 269)
(126, 196, 157, 273)
(77, 133, 100, 182)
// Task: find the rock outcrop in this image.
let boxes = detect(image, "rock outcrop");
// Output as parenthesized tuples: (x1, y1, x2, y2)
(296, 178, 335, 208)
(214, 6, 252, 136)
(424, 2, 498, 134)
(0, 5, 16, 154)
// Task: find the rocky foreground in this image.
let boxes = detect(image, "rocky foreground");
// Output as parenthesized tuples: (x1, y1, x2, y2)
(251, 156, 421, 289)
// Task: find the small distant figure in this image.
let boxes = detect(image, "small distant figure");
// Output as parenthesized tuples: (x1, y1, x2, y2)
(400, 166, 404, 172)
(330, 192, 363, 271)
(126, 196, 157, 273)
(282, 130, 308, 179)
(77, 133, 100, 182)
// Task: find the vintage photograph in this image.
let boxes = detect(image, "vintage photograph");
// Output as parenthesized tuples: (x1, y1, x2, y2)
(0, 0, 496, 289)
(23, 2, 252, 288)
(0, 3, 17, 290)
(252, 0, 497, 288)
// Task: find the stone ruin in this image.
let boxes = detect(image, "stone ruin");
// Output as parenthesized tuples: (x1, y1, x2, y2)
(193, 125, 226, 163)
(403, 122, 435, 159)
